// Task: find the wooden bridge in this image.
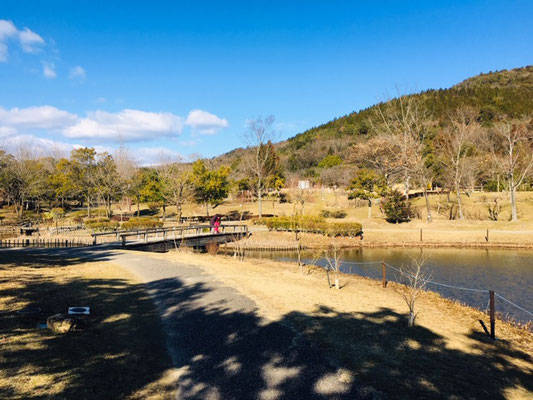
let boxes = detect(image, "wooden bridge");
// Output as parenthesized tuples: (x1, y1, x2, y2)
(91, 224, 249, 252)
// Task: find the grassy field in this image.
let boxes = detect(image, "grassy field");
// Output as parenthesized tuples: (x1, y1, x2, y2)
(155, 250, 533, 399)
(0, 254, 176, 399)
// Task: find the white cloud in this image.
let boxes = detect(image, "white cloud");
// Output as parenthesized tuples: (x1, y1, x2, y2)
(0, 126, 17, 137)
(63, 109, 184, 141)
(69, 65, 86, 81)
(18, 27, 45, 53)
(130, 146, 184, 166)
(0, 20, 17, 39)
(185, 109, 228, 135)
(0, 19, 45, 61)
(0, 106, 77, 131)
(1, 134, 75, 158)
(42, 61, 56, 79)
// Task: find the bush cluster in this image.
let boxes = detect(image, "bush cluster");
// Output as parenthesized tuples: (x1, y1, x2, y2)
(85, 221, 119, 231)
(70, 209, 108, 218)
(121, 217, 163, 230)
(263, 216, 362, 237)
(320, 209, 347, 219)
(84, 217, 109, 224)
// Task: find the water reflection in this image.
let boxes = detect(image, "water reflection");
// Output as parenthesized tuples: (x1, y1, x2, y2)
(228, 247, 533, 323)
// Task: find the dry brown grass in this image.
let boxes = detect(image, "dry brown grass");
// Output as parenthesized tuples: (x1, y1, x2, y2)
(0, 255, 177, 399)
(154, 251, 533, 399)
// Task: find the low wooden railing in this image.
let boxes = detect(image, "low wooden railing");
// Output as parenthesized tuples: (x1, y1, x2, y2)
(91, 224, 248, 245)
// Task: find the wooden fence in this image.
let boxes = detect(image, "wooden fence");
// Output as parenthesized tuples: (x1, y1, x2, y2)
(0, 238, 91, 248)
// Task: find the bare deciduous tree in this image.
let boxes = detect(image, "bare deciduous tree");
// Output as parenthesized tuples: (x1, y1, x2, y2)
(158, 156, 191, 224)
(315, 237, 342, 289)
(436, 108, 481, 220)
(396, 257, 432, 327)
(375, 93, 434, 222)
(492, 118, 533, 221)
(243, 115, 278, 218)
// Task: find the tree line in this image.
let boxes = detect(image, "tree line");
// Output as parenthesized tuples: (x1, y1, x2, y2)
(0, 118, 285, 222)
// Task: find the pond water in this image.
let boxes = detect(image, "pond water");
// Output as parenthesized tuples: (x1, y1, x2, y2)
(230, 247, 533, 324)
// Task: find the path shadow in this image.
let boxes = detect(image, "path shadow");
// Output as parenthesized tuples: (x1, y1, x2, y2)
(0, 246, 117, 268)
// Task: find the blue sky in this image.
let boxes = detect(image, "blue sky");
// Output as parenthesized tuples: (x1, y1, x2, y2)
(1, 1, 532, 164)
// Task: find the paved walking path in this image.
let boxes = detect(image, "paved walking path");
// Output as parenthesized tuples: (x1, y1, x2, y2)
(108, 250, 359, 399)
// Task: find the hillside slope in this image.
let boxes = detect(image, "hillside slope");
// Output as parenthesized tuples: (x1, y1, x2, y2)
(216, 66, 533, 185)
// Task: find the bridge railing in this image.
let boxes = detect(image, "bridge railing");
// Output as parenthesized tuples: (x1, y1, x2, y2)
(91, 224, 248, 245)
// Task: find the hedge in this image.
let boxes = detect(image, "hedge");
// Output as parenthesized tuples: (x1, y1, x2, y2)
(121, 217, 163, 230)
(262, 216, 362, 237)
(320, 209, 348, 219)
(86, 221, 120, 232)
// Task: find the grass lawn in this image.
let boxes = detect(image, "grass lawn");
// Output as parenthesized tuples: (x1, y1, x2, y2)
(0, 254, 176, 399)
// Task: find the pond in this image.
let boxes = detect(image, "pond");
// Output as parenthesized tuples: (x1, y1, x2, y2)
(230, 247, 533, 324)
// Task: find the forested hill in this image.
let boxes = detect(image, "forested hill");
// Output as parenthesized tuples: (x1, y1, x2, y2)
(278, 66, 533, 172)
(217, 66, 533, 186)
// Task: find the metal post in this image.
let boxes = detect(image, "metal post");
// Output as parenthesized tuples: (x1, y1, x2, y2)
(489, 290, 495, 339)
(382, 262, 387, 288)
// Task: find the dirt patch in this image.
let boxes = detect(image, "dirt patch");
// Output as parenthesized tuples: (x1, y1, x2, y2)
(155, 250, 533, 399)
(0, 255, 177, 399)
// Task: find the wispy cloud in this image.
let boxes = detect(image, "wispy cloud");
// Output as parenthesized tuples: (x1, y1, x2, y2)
(185, 109, 228, 135)
(69, 65, 86, 81)
(42, 61, 56, 79)
(0, 19, 45, 61)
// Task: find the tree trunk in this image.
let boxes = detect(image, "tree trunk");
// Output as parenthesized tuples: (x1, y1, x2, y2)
(455, 181, 464, 220)
(137, 198, 140, 217)
(205, 202, 209, 217)
(404, 171, 410, 199)
(257, 183, 262, 218)
(510, 184, 518, 221)
(87, 195, 91, 218)
(367, 199, 372, 219)
(408, 312, 415, 327)
(423, 187, 432, 223)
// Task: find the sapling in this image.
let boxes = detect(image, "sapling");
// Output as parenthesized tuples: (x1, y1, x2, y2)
(396, 257, 432, 327)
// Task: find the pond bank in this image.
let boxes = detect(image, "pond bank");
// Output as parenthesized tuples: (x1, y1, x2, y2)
(229, 230, 533, 250)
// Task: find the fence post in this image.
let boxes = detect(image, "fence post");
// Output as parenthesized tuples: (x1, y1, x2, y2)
(382, 261, 387, 288)
(489, 290, 495, 340)
(485, 229, 489, 242)
(420, 228, 423, 242)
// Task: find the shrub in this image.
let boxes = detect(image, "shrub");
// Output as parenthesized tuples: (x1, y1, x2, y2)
(147, 202, 162, 212)
(86, 221, 119, 231)
(84, 217, 110, 224)
(263, 216, 362, 237)
(121, 217, 163, 230)
(70, 209, 107, 218)
(318, 154, 343, 168)
(382, 190, 412, 223)
(320, 209, 347, 219)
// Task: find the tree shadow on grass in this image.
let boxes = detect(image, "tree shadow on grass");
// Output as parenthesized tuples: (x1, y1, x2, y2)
(284, 306, 533, 399)
(1, 253, 532, 399)
(0, 273, 175, 399)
